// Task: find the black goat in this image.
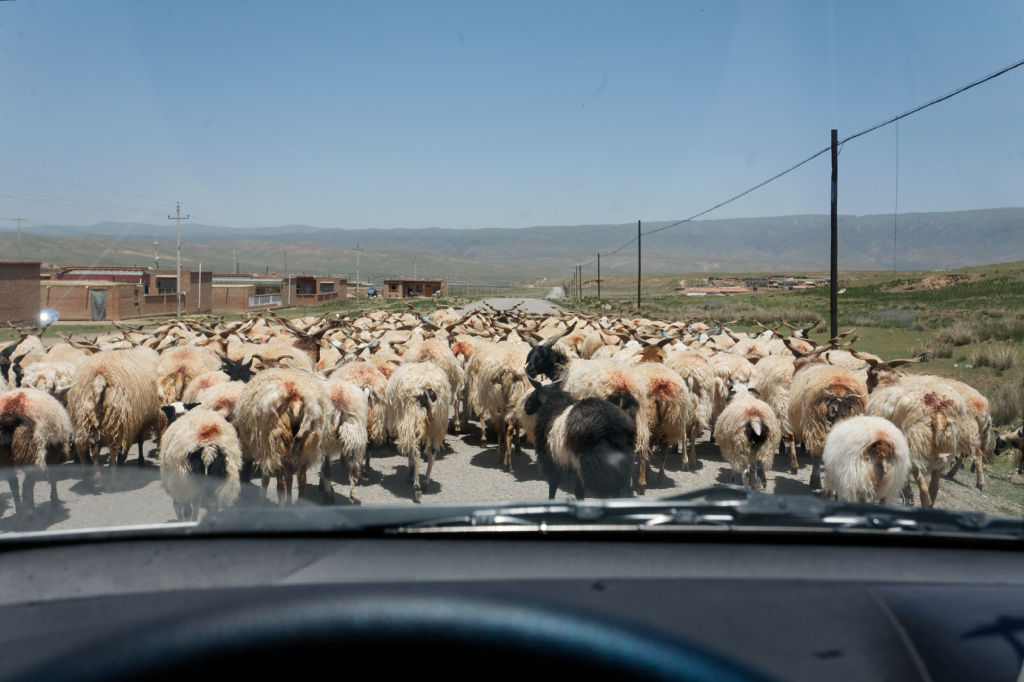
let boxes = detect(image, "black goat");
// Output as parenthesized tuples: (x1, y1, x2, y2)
(523, 378, 634, 500)
(524, 322, 578, 379)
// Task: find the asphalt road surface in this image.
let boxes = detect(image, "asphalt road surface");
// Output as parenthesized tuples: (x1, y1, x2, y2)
(0, 414, 1014, 535)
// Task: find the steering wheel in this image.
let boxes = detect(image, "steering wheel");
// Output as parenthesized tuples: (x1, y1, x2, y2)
(18, 594, 772, 682)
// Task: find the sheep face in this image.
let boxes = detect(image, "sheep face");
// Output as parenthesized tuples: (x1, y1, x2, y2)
(161, 402, 201, 426)
(525, 344, 565, 380)
(187, 445, 230, 479)
(994, 427, 1023, 455)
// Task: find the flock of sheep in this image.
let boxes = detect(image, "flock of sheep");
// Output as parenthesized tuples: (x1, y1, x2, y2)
(0, 302, 1019, 522)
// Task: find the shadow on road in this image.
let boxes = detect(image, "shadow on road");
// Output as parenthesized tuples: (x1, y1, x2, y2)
(381, 464, 441, 502)
(468, 448, 543, 483)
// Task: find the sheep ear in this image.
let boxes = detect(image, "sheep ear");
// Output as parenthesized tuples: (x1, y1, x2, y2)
(185, 402, 202, 411)
(52, 386, 71, 406)
(528, 377, 543, 391)
(160, 405, 177, 423)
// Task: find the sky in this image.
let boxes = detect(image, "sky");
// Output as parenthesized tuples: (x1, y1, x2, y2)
(1, 1, 1023, 231)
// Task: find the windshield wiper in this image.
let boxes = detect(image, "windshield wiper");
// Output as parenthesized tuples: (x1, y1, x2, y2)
(390, 486, 1024, 539)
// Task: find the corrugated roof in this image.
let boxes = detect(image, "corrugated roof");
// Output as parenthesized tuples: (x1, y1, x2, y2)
(212, 277, 282, 286)
(64, 269, 146, 276)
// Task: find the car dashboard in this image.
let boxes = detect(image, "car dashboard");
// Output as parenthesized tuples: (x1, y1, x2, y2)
(0, 533, 1021, 681)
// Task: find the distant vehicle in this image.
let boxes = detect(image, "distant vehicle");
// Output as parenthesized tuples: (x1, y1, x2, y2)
(367, 288, 378, 298)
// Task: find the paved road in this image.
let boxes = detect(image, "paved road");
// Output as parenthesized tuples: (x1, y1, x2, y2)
(0, 415, 1013, 534)
(458, 297, 564, 316)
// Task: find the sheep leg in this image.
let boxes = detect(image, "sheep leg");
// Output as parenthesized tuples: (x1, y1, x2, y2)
(659, 444, 669, 481)
(974, 450, 985, 493)
(410, 447, 421, 502)
(928, 471, 941, 506)
(809, 455, 822, 491)
(173, 500, 184, 521)
(296, 471, 307, 501)
(788, 439, 799, 474)
(424, 447, 436, 488)
(7, 474, 21, 513)
(320, 458, 335, 504)
(261, 472, 271, 500)
(914, 469, 932, 507)
(757, 461, 767, 490)
(21, 471, 37, 513)
(574, 475, 585, 500)
(276, 474, 287, 506)
(136, 434, 146, 466)
(181, 501, 194, 521)
(637, 450, 647, 495)
(48, 468, 59, 503)
(944, 456, 963, 480)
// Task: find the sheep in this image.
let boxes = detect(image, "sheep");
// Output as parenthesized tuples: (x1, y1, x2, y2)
(234, 368, 332, 504)
(67, 347, 162, 481)
(15, 360, 78, 395)
(157, 346, 221, 404)
(523, 378, 634, 500)
(333, 361, 388, 448)
(822, 416, 911, 504)
(159, 404, 242, 521)
(867, 384, 969, 507)
(384, 361, 452, 502)
(561, 359, 651, 493)
(994, 425, 1024, 481)
(787, 362, 867, 490)
(714, 381, 781, 490)
(198, 381, 245, 421)
(182, 370, 231, 404)
(323, 376, 369, 502)
(401, 335, 465, 431)
(0, 388, 72, 513)
(634, 362, 690, 480)
(941, 379, 991, 491)
(523, 322, 579, 379)
(749, 354, 797, 471)
(663, 351, 715, 472)
(466, 342, 531, 470)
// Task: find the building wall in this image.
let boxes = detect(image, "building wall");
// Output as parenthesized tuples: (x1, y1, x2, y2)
(0, 261, 41, 325)
(383, 280, 445, 299)
(41, 282, 141, 321)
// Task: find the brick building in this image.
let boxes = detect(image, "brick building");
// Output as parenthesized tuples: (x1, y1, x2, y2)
(45, 266, 213, 320)
(382, 278, 446, 299)
(0, 261, 42, 325)
(211, 275, 289, 313)
(294, 276, 347, 306)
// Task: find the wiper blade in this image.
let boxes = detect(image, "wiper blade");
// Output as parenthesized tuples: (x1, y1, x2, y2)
(394, 486, 1024, 539)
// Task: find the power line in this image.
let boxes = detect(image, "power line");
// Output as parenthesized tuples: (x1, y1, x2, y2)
(0, 169, 173, 204)
(582, 54, 1024, 266)
(0, 187, 169, 215)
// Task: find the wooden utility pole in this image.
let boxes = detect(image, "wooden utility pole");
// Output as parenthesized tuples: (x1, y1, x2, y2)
(596, 253, 601, 299)
(830, 129, 838, 339)
(354, 243, 364, 297)
(637, 220, 642, 309)
(168, 202, 190, 319)
(578, 264, 582, 300)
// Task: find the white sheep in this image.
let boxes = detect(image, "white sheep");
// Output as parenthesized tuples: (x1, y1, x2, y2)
(157, 346, 221, 405)
(0, 388, 72, 513)
(159, 405, 242, 521)
(467, 341, 531, 471)
(323, 376, 369, 502)
(822, 416, 911, 504)
(234, 368, 332, 504)
(385, 361, 452, 502)
(67, 347, 162, 481)
(714, 381, 781, 490)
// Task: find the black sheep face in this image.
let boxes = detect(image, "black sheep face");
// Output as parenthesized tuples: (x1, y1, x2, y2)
(219, 356, 256, 383)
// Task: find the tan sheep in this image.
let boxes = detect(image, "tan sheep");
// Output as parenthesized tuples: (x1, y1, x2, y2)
(385, 362, 452, 502)
(714, 382, 781, 490)
(234, 368, 332, 504)
(159, 406, 242, 521)
(157, 346, 220, 405)
(324, 376, 369, 503)
(0, 388, 72, 513)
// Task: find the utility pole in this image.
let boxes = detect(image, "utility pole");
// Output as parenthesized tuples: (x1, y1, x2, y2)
(637, 219, 642, 309)
(830, 130, 838, 340)
(596, 253, 601, 299)
(284, 250, 288, 276)
(168, 202, 190, 319)
(354, 243, 364, 297)
(154, 237, 159, 270)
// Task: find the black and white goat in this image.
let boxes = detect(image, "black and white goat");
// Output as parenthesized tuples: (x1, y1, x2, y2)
(523, 378, 634, 500)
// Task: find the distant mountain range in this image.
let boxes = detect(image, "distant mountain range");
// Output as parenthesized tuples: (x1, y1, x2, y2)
(2, 207, 1021, 281)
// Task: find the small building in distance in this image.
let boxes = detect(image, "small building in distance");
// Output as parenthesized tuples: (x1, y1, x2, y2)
(382, 278, 446, 299)
(44, 266, 213, 320)
(0, 261, 42, 325)
(294, 275, 347, 306)
(210, 274, 290, 313)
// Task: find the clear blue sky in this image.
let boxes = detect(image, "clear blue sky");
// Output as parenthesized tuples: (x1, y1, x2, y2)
(1, 1, 1022, 230)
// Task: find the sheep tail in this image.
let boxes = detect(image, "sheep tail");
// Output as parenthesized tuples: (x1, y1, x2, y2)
(746, 417, 768, 447)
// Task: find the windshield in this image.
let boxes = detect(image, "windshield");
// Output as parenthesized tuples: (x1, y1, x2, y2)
(0, 1, 1022, 535)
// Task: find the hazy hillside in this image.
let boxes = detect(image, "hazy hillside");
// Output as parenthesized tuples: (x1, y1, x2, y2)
(3, 207, 1021, 281)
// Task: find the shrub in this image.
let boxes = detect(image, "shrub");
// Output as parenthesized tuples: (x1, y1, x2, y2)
(970, 347, 1017, 371)
(913, 341, 952, 360)
(989, 381, 1024, 428)
(935, 322, 978, 347)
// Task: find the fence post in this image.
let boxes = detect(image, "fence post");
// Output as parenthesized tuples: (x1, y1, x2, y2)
(597, 254, 601, 299)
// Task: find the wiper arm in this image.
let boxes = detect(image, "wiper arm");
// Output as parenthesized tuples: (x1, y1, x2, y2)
(395, 486, 1024, 539)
